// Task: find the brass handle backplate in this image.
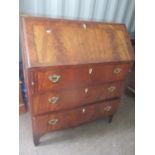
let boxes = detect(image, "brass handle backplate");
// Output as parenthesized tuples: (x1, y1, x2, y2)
(104, 106, 112, 112)
(113, 68, 122, 74)
(108, 86, 116, 92)
(48, 74, 61, 83)
(48, 118, 59, 125)
(48, 96, 59, 104)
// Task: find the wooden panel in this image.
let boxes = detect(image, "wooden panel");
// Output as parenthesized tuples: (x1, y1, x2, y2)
(21, 16, 134, 68)
(32, 81, 124, 115)
(36, 66, 89, 92)
(19, 82, 26, 114)
(34, 99, 120, 135)
(92, 63, 131, 83)
(34, 63, 130, 92)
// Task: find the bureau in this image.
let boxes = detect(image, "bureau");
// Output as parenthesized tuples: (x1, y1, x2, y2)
(20, 16, 134, 146)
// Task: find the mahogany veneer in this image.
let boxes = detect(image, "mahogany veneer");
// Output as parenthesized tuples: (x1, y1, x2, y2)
(20, 16, 134, 146)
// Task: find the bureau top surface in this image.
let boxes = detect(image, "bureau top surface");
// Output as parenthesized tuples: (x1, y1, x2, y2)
(21, 16, 134, 68)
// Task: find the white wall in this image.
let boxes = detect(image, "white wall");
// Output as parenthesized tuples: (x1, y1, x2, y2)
(20, 0, 135, 33)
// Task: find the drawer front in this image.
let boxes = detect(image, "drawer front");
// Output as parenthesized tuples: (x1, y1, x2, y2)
(34, 99, 120, 135)
(92, 63, 131, 83)
(34, 63, 130, 92)
(36, 67, 90, 92)
(32, 81, 124, 115)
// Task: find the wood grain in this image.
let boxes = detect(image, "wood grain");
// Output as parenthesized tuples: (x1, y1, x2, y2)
(33, 63, 131, 93)
(21, 16, 134, 68)
(33, 99, 120, 136)
(32, 81, 124, 115)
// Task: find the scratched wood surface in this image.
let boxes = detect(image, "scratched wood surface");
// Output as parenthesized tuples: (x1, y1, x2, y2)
(21, 16, 134, 68)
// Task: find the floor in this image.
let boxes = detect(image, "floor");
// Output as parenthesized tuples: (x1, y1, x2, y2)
(19, 94, 135, 155)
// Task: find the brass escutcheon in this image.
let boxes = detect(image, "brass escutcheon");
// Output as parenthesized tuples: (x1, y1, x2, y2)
(46, 29, 51, 33)
(89, 68, 93, 74)
(82, 108, 86, 113)
(83, 23, 87, 29)
(85, 88, 88, 93)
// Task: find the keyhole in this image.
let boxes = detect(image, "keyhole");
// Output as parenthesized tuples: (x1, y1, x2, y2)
(85, 88, 88, 93)
(83, 24, 87, 29)
(46, 29, 51, 33)
(89, 68, 93, 74)
(82, 108, 86, 113)
(31, 81, 35, 85)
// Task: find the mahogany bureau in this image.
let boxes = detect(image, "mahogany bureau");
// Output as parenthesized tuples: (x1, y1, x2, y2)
(20, 16, 134, 146)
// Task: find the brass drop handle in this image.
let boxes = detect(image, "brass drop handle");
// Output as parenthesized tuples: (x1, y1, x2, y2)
(48, 118, 59, 125)
(48, 96, 59, 104)
(113, 68, 121, 74)
(108, 86, 116, 92)
(104, 106, 112, 112)
(48, 74, 61, 83)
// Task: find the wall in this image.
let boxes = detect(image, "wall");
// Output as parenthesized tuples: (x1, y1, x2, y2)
(20, 0, 135, 34)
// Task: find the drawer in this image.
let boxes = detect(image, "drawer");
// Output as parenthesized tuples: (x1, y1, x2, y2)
(32, 81, 124, 115)
(33, 63, 130, 92)
(34, 99, 120, 135)
(91, 63, 131, 83)
(36, 67, 90, 92)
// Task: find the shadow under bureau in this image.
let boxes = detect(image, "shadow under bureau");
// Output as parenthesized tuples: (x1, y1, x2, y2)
(20, 16, 134, 146)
